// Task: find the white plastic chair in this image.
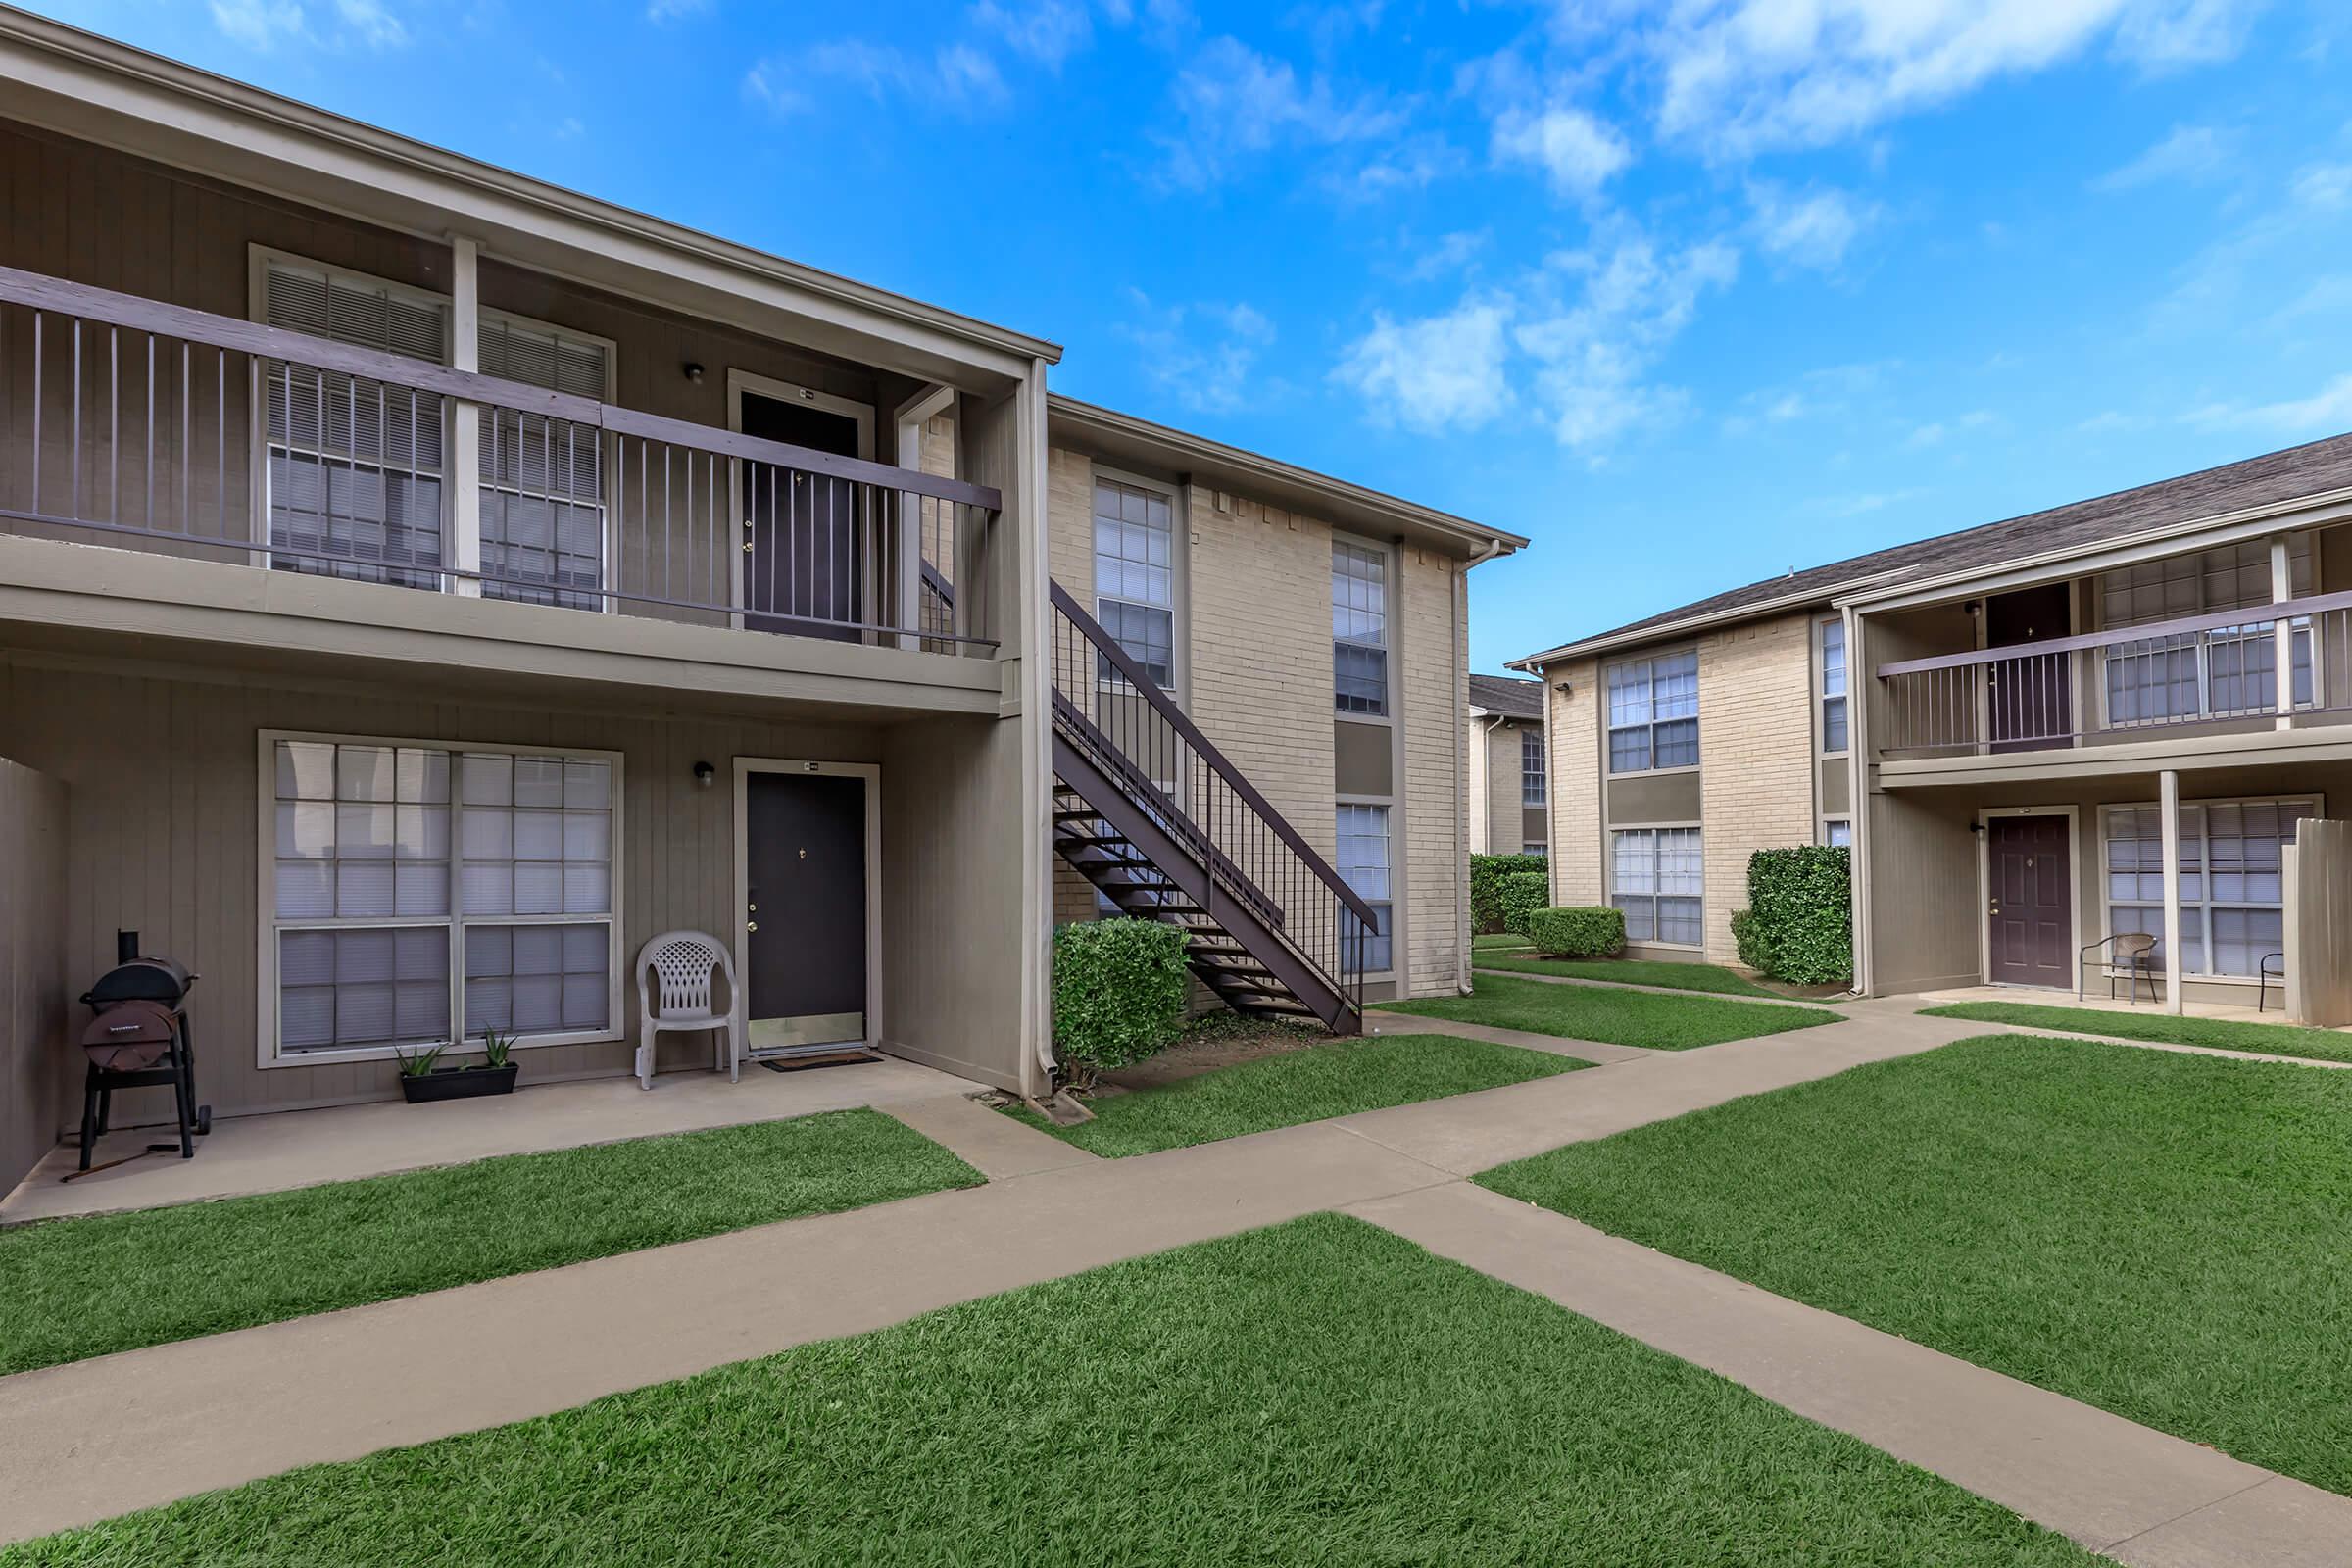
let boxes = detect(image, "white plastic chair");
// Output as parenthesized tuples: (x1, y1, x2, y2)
(634, 931, 744, 1089)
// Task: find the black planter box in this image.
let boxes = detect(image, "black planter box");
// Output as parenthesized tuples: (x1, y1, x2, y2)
(399, 1063, 519, 1104)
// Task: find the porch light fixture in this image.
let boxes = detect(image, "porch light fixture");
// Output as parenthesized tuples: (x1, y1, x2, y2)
(683, 362, 705, 383)
(693, 760, 715, 789)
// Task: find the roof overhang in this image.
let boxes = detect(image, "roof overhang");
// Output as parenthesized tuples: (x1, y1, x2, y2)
(1509, 570, 1909, 671)
(1048, 395, 1528, 561)
(0, 10, 1061, 390)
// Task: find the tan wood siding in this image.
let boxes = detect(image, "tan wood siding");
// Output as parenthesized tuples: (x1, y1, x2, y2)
(0, 755, 68, 1191)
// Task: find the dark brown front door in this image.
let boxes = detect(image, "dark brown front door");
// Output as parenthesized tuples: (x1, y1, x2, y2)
(1986, 814, 2071, 988)
(744, 770, 868, 1052)
(1984, 583, 2072, 752)
(741, 390, 865, 640)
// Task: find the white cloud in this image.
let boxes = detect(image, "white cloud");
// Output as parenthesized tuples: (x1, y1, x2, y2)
(1333, 297, 1514, 433)
(211, 0, 306, 50)
(2093, 122, 2234, 189)
(2292, 161, 2352, 210)
(1402, 229, 1488, 283)
(1635, 0, 2262, 158)
(747, 39, 1008, 116)
(646, 0, 711, 20)
(1121, 294, 1281, 415)
(332, 0, 405, 49)
(1160, 36, 1403, 187)
(1748, 181, 1873, 270)
(973, 0, 1095, 68)
(1491, 103, 1632, 196)
(1515, 231, 1740, 450)
(2187, 374, 2352, 434)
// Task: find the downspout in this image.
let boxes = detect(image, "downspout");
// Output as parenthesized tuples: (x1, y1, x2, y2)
(1458, 535, 1509, 995)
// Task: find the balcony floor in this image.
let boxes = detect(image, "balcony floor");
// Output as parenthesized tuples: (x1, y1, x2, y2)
(2, 1054, 984, 1227)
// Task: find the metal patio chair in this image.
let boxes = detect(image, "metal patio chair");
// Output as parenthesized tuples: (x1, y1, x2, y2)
(2079, 932, 2159, 1004)
(2259, 952, 2285, 1014)
(634, 931, 744, 1089)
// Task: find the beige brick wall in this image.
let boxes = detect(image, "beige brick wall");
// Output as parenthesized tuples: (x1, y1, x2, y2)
(1399, 543, 1467, 997)
(1695, 612, 1818, 962)
(1545, 659, 1602, 905)
(1041, 441, 1471, 998)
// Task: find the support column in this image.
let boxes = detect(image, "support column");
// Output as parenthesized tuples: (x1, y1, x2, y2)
(2271, 534, 2295, 728)
(448, 233, 482, 598)
(2160, 768, 2185, 1015)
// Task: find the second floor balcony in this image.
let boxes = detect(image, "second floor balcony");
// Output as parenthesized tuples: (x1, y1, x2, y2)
(1873, 590, 2352, 762)
(0, 265, 1002, 669)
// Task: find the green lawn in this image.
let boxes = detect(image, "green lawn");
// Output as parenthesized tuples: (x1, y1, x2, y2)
(0, 1110, 979, 1376)
(1920, 1000, 2352, 1066)
(1471, 930, 1534, 951)
(5, 1214, 2095, 1567)
(1007, 1033, 1586, 1157)
(1479, 954, 1778, 997)
(1481, 1034, 2352, 1496)
(1378, 973, 1838, 1050)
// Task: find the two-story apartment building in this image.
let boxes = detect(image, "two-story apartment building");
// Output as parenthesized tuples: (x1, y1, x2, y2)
(1466, 674, 1546, 856)
(0, 12, 1522, 1192)
(1518, 435, 2352, 1014)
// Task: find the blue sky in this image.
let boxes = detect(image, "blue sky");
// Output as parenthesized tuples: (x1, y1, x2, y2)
(29, 0, 2352, 671)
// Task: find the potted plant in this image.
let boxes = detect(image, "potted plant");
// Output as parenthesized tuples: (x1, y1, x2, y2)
(395, 1032, 520, 1104)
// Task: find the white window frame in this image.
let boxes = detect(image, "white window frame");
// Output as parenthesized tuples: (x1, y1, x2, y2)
(1818, 616, 1849, 758)
(1090, 466, 1184, 695)
(473, 304, 619, 612)
(256, 729, 625, 1069)
(1336, 793, 1396, 979)
(1609, 824, 1705, 949)
(1332, 534, 1394, 721)
(1820, 817, 1852, 849)
(2096, 792, 2321, 986)
(1520, 723, 1547, 808)
(1604, 648, 1700, 776)
(248, 246, 455, 581)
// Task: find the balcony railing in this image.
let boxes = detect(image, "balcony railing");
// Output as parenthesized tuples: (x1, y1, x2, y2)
(0, 265, 998, 651)
(1876, 590, 2352, 757)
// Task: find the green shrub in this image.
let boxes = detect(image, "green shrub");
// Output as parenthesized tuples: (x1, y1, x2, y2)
(1729, 908, 1773, 974)
(1470, 853, 1549, 933)
(1052, 919, 1190, 1086)
(1743, 847, 1852, 986)
(1524, 906, 1625, 959)
(1497, 871, 1550, 938)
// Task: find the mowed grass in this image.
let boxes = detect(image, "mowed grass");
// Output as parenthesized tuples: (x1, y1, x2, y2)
(5, 1214, 2097, 1568)
(1479, 954, 1778, 997)
(1481, 1034, 2352, 1496)
(1006, 1033, 1585, 1157)
(1471, 930, 1534, 951)
(1379, 972, 1838, 1050)
(1922, 1000, 2352, 1066)
(0, 1109, 980, 1375)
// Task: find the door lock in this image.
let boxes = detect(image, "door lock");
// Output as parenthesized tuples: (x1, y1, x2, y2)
(746, 920, 759, 933)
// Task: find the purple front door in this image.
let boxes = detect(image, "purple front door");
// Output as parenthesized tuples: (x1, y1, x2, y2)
(1986, 815, 2072, 988)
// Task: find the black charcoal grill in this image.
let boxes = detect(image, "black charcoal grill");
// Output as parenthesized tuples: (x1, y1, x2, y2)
(74, 931, 209, 1175)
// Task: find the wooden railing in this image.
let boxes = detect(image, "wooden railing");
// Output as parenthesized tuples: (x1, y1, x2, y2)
(1876, 591, 2352, 756)
(1048, 581, 1377, 1013)
(0, 265, 999, 651)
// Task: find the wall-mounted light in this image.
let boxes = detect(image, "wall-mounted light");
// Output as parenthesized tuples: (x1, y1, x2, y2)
(683, 362, 705, 384)
(692, 760, 715, 789)
(1554, 679, 1574, 695)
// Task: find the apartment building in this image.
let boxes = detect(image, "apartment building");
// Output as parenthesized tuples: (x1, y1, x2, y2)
(1518, 435, 2352, 1013)
(1466, 674, 1546, 856)
(0, 12, 1522, 1192)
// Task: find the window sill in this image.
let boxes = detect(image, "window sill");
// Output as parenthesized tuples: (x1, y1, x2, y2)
(1605, 763, 1700, 780)
(265, 1026, 621, 1070)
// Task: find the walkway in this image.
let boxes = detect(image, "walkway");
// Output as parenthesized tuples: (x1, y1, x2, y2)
(3, 1002, 2344, 1565)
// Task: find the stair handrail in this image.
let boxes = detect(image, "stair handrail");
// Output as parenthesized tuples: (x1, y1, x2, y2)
(1048, 581, 1381, 938)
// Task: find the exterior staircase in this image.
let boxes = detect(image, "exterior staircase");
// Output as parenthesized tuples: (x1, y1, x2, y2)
(1047, 581, 1375, 1033)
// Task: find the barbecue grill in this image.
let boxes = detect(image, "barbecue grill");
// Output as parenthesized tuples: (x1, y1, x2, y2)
(75, 931, 209, 1173)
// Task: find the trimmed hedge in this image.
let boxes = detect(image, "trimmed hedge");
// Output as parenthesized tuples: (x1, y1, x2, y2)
(1053, 918, 1190, 1085)
(1470, 854, 1549, 933)
(1524, 906, 1625, 959)
(1729, 908, 1772, 974)
(1497, 871, 1550, 938)
(1742, 847, 1852, 986)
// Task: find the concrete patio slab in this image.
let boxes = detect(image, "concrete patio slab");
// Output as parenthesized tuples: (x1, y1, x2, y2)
(3, 1056, 985, 1226)
(1347, 1181, 2351, 1560)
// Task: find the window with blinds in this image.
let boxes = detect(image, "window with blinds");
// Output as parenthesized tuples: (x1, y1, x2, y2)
(268, 734, 618, 1063)
(2099, 540, 2314, 724)
(260, 258, 448, 589)
(1333, 541, 1390, 715)
(477, 316, 610, 608)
